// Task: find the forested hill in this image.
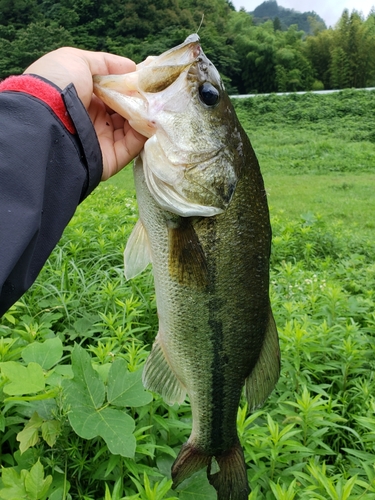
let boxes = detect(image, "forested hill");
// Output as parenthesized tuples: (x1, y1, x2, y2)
(0, 0, 374, 94)
(251, 0, 326, 33)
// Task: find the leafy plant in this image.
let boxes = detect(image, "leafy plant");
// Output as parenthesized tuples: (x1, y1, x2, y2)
(1, 91, 375, 497)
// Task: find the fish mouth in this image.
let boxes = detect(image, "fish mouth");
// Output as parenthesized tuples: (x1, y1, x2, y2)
(93, 34, 201, 98)
(92, 34, 202, 139)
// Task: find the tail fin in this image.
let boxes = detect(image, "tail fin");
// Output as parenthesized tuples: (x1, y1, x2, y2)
(172, 441, 249, 500)
(208, 442, 249, 500)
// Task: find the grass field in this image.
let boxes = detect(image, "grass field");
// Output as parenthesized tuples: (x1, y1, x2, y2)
(0, 90, 374, 499)
(109, 89, 375, 235)
(109, 163, 375, 235)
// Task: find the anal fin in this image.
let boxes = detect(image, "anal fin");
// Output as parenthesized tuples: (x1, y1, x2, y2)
(142, 335, 186, 405)
(245, 308, 280, 411)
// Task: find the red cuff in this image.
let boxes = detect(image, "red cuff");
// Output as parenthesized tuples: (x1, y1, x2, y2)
(0, 75, 76, 134)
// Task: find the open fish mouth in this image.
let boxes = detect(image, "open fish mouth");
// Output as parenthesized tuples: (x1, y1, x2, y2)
(93, 34, 201, 120)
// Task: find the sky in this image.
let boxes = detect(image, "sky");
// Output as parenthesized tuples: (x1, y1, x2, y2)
(230, 0, 375, 27)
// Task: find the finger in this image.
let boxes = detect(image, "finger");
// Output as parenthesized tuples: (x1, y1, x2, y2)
(83, 51, 136, 78)
(111, 112, 126, 130)
(102, 128, 146, 180)
(115, 128, 146, 171)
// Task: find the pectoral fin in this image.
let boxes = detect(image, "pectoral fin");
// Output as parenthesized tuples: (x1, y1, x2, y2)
(168, 218, 208, 288)
(142, 335, 186, 405)
(245, 309, 280, 411)
(124, 219, 152, 280)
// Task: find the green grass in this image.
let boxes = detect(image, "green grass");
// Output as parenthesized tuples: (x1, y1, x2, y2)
(233, 90, 375, 240)
(107, 165, 135, 193)
(0, 90, 375, 499)
(234, 89, 375, 177)
(109, 166, 375, 237)
(264, 173, 375, 233)
(108, 89, 375, 234)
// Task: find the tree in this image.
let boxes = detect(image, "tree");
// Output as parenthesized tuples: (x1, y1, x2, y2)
(0, 21, 74, 77)
(304, 9, 375, 90)
(329, 10, 372, 88)
(361, 11, 375, 86)
(0, 0, 374, 93)
(118, 0, 185, 39)
(305, 28, 334, 89)
(273, 16, 282, 31)
(330, 47, 351, 88)
(0, 0, 39, 27)
(274, 26, 315, 91)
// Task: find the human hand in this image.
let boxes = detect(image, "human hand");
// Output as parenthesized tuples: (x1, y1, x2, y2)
(24, 47, 146, 180)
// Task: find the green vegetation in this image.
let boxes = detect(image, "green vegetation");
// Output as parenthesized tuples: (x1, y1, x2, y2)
(233, 90, 375, 237)
(1, 0, 375, 94)
(1, 91, 375, 498)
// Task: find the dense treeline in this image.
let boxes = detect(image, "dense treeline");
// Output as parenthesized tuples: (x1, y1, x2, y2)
(1, 0, 375, 94)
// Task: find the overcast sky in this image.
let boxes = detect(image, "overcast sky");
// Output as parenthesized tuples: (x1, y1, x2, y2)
(230, 0, 375, 27)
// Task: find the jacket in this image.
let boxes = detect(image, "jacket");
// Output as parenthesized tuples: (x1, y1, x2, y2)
(0, 74, 103, 316)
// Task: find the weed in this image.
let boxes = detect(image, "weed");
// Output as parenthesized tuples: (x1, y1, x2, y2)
(1, 92, 375, 498)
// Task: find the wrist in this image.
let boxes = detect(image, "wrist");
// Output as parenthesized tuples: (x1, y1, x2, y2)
(0, 74, 75, 133)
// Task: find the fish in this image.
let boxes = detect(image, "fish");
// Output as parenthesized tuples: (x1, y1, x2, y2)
(93, 34, 280, 500)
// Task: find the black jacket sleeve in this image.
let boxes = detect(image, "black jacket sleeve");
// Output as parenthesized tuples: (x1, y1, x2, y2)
(0, 76, 103, 316)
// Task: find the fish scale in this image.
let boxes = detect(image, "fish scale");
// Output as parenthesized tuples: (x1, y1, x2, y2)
(93, 34, 280, 499)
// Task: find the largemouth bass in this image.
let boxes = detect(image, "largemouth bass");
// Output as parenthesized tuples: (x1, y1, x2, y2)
(93, 34, 280, 500)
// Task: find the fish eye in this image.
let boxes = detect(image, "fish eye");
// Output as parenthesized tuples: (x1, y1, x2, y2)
(199, 82, 220, 106)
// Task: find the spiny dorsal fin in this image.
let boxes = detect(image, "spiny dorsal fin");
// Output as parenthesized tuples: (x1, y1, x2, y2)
(245, 308, 280, 411)
(168, 218, 208, 288)
(124, 219, 152, 280)
(142, 335, 186, 405)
